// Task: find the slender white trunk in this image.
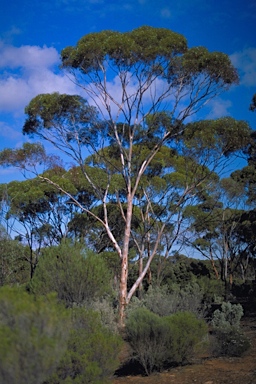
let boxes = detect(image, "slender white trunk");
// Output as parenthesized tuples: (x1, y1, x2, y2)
(118, 193, 133, 327)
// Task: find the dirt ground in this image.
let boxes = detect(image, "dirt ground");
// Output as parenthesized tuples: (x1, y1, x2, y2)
(112, 311, 256, 384)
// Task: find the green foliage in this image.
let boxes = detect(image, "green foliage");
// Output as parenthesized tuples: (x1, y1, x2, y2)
(61, 26, 187, 72)
(212, 327, 250, 357)
(0, 175, 79, 252)
(128, 285, 172, 317)
(29, 240, 111, 307)
(129, 283, 205, 318)
(61, 26, 237, 91)
(0, 236, 30, 286)
(86, 297, 119, 334)
(211, 302, 250, 357)
(126, 308, 208, 375)
(1, 26, 245, 328)
(23, 93, 104, 145)
(180, 47, 238, 85)
(45, 307, 123, 384)
(184, 117, 251, 157)
(164, 311, 208, 364)
(232, 166, 256, 206)
(152, 254, 214, 289)
(0, 142, 46, 169)
(125, 308, 171, 375)
(211, 302, 244, 329)
(197, 276, 225, 304)
(0, 286, 70, 384)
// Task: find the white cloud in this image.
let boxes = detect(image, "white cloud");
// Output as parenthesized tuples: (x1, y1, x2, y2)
(230, 47, 256, 87)
(205, 98, 232, 119)
(0, 42, 79, 114)
(0, 43, 59, 70)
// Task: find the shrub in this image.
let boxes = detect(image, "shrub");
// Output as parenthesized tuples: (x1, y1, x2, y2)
(212, 327, 250, 357)
(126, 308, 208, 375)
(165, 311, 208, 364)
(125, 308, 170, 375)
(127, 285, 172, 317)
(197, 276, 225, 304)
(170, 283, 206, 316)
(0, 286, 70, 384)
(45, 307, 123, 384)
(211, 301, 250, 357)
(29, 240, 111, 307)
(211, 302, 244, 329)
(128, 283, 205, 318)
(86, 297, 119, 334)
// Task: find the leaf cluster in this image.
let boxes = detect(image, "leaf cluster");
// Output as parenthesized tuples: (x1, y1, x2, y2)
(0, 142, 46, 168)
(176, 47, 239, 85)
(184, 117, 251, 156)
(23, 92, 105, 146)
(61, 26, 187, 72)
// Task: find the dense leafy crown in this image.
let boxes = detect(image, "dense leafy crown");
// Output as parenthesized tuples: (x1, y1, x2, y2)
(60, 26, 238, 86)
(61, 26, 188, 71)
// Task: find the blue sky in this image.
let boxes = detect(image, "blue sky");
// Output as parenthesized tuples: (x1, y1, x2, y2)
(0, 0, 255, 182)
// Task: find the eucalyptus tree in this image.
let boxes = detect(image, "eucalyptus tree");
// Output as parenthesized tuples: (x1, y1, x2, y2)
(223, 103, 256, 277)
(0, 169, 82, 278)
(230, 171, 256, 272)
(0, 26, 249, 325)
(184, 174, 254, 289)
(179, 99, 255, 286)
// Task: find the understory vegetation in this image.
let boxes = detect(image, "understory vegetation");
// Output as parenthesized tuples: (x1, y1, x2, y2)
(0, 240, 253, 382)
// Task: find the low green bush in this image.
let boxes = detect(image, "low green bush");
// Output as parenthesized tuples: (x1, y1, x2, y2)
(211, 301, 250, 357)
(211, 302, 244, 329)
(86, 297, 119, 334)
(125, 307, 170, 375)
(29, 240, 112, 307)
(165, 311, 208, 365)
(126, 308, 208, 375)
(0, 286, 70, 384)
(45, 307, 123, 384)
(212, 327, 250, 357)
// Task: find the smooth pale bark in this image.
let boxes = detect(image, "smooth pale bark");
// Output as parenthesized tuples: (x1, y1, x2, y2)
(118, 193, 133, 326)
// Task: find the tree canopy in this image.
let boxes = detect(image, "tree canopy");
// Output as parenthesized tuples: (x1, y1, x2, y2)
(0, 26, 251, 326)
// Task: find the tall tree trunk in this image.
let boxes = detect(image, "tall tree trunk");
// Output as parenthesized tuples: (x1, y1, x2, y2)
(138, 253, 143, 299)
(118, 194, 133, 327)
(119, 252, 128, 328)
